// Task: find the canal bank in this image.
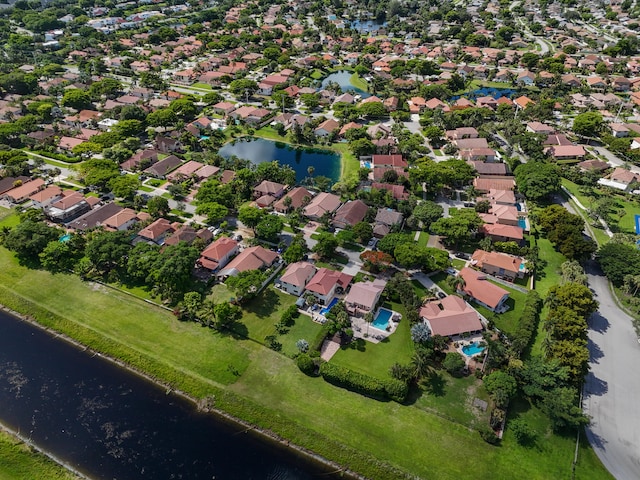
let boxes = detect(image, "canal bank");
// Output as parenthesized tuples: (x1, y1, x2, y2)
(0, 304, 359, 480)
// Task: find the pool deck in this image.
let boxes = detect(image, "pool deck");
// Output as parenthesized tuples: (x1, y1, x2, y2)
(350, 309, 401, 343)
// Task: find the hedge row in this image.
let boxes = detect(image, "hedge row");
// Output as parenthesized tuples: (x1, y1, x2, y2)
(309, 323, 329, 354)
(32, 150, 82, 163)
(319, 363, 408, 403)
(510, 290, 542, 356)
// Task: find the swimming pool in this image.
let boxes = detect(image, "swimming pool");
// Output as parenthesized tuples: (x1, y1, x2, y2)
(518, 218, 527, 229)
(319, 297, 339, 316)
(371, 308, 393, 330)
(462, 341, 486, 356)
(59, 234, 71, 243)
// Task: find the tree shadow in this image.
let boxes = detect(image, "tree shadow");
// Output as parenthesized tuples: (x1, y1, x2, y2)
(422, 371, 447, 397)
(583, 371, 609, 397)
(588, 311, 609, 334)
(217, 320, 249, 340)
(244, 288, 281, 319)
(344, 338, 367, 352)
(587, 337, 605, 363)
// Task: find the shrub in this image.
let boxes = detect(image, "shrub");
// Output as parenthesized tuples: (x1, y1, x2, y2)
(309, 324, 330, 353)
(510, 291, 542, 356)
(479, 425, 500, 445)
(509, 418, 537, 446)
(443, 352, 466, 374)
(281, 304, 299, 327)
(410, 322, 431, 344)
(296, 338, 309, 353)
(296, 353, 316, 376)
(319, 363, 407, 402)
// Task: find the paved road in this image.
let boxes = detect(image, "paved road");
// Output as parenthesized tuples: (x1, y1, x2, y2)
(589, 146, 640, 175)
(583, 260, 640, 480)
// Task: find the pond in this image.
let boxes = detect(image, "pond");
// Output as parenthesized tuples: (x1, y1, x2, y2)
(218, 137, 341, 184)
(0, 311, 345, 479)
(350, 19, 388, 33)
(320, 70, 371, 99)
(451, 87, 517, 102)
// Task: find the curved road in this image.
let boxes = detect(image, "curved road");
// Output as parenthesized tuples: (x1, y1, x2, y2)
(583, 260, 640, 479)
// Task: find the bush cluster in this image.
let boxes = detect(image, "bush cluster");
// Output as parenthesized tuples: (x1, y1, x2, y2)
(510, 290, 542, 356)
(32, 150, 82, 163)
(295, 354, 316, 376)
(319, 363, 408, 402)
(309, 323, 330, 354)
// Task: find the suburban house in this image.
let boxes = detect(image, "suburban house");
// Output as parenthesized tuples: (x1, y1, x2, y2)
(344, 279, 386, 317)
(458, 267, 510, 312)
(273, 186, 312, 214)
(253, 180, 286, 200)
(44, 191, 92, 223)
(137, 218, 176, 245)
(479, 204, 520, 227)
(2, 178, 46, 203)
(144, 155, 183, 178)
(480, 223, 524, 244)
(598, 167, 640, 191)
(197, 236, 239, 272)
(278, 261, 317, 296)
(29, 185, 63, 208)
(102, 208, 139, 231)
(332, 200, 369, 229)
(304, 192, 341, 220)
(314, 118, 340, 137)
(218, 246, 279, 279)
(419, 295, 483, 337)
(304, 268, 353, 305)
(545, 145, 586, 161)
(480, 189, 516, 206)
(164, 225, 212, 247)
(68, 202, 123, 231)
(473, 176, 516, 192)
(470, 249, 527, 281)
(373, 208, 403, 237)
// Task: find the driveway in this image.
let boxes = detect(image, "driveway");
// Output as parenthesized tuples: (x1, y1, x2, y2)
(583, 260, 640, 480)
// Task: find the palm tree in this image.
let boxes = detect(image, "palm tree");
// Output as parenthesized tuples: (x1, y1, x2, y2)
(364, 311, 374, 337)
(447, 275, 466, 293)
(410, 351, 432, 381)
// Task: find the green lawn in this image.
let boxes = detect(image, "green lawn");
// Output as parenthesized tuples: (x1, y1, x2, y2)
(349, 72, 368, 91)
(416, 231, 430, 247)
(139, 185, 154, 193)
(208, 283, 234, 303)
(474, 283, 528, 336)
(532, 236, 565, 296)
(433, 149, 444, 156)
(331, 302, 414, 380)
(414, 372, 491, 428)
(310, 69, 325, 80)
(452, 258, 466, 270)
(279, 315, 325, 358)
(191, 82, 213, 91)
(0, 217, 613, 480)
(431, 271, 455, 294)
(0, 429, 79, 480)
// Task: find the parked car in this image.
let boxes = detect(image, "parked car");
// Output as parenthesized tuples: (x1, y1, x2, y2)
(437, 291, 446, 299)
(455, 252, 470, 260)
(446, 267, 457, 275)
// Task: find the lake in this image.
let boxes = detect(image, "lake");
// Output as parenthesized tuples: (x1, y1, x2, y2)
(320, 70, 371, 99)
(0, 310, 344, 479)
(218, 137, 341, 184)
(350, 19, 387, 33)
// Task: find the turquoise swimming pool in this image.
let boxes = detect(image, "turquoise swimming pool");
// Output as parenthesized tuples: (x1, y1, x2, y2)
(462, 341, 486, 356)
(59, 234, 71, 243)
(319, 297, 339, 316)
(371, 308, 393, 330)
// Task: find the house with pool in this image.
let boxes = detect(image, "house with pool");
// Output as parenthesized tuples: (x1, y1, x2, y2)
(458, 267, 510, 313)
(304, 268, 353, 306)
(470, 249, 527, 282)
(419, 295, 483, 338)
(278, 261, 317, 296)
(344, 279, 386, 317)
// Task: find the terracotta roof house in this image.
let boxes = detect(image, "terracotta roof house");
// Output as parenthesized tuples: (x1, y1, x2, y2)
(197, 236, 239, 272)
(455, 137, 489, 150)
(103, 207, 139, 231)
(526, 122, 555, 135)
(144, 155, 183, 178)
(471, 249, 527, 281)
(253, 180, 285, 199)
(598, 167, 640, 191)
(304, 192, 341, 220)
(480, 204, 520, 226)
(29, 185, 63, 208)
(164, 225, 212, 247)
(545, 145, 586, 160)
(194, 165, 220, 181)
(137, 218, 175, 245)
(44, 190, 91, 222)
(371, 182, 409, 200)
(514, 96, 535, 109)
(167, 161, 205, 181)
(480, 223, 524, 244)
(121, 149, 159, 172)
(446, 127, 478, 140)
(279, 261, 317, 296)
(473, 177, 516, 192)
(273, 186, 312, 214)
(0, 176, 28, 196)
(68, 202, 123, 231)
(304, 268, 353, 305)
(371, 154, 407, 169)
(420, 295, 483, 337)
(3, 178, 46, 204)
(578, 160, 609, 172)
(458, 267, 510, 312)
(332, 200, 369, 229)
(219, 245, 278, 278)
(314, 119, 340, 137)
(345, 279, 386, 317)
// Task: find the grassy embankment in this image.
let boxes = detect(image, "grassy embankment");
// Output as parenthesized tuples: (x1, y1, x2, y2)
(0, 428, 80, 480)
(0, 207, 611, 479)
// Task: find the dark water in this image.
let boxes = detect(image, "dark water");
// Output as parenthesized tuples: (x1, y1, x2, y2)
(320, 71, 371, 99)
(0, 311, 340, 479)
(218, 137, 340, 184)
(349, 19, 387, 33)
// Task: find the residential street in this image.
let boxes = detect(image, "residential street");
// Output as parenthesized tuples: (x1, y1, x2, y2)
(583, 260, 640, 480)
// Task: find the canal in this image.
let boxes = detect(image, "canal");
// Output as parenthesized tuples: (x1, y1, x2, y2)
(0, 310, 341, 479)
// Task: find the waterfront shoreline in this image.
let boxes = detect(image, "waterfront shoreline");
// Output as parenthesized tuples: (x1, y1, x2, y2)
(0, 303, 367, 480)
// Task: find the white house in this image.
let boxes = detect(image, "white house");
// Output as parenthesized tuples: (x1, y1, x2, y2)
(279, 262, 317, 296)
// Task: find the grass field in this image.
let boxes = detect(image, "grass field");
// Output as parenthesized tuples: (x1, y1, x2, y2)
(0, 209, 612, 480)
(349, 72, 368, 91)
(0, 429, 79, 480)
(416, 231, 430, 247)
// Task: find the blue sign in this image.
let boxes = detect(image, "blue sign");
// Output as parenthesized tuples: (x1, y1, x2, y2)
(635, 214, 640, 234)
